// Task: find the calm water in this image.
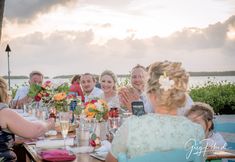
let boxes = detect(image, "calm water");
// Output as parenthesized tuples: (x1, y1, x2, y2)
(9, 76, 235, 89)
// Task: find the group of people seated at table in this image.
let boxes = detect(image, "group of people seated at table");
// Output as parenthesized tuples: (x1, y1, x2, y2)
(0, 60, 228, 162)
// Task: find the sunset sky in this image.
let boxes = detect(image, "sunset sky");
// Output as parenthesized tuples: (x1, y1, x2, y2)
(0, 0, 235, 77)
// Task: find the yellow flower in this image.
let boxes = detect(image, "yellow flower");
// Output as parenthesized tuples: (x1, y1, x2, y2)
(53, 92, 66, 101)
(84, 103, 96, 118)
(84, 99, 109, 121)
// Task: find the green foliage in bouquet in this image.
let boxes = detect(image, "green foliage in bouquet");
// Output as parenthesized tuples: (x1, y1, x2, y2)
(72, 100, 84, 116)
(27, 84, 42, 98)
(190, 80, 235, 114)
(54, 83, 70, 93)
(52, 83, 70, 112)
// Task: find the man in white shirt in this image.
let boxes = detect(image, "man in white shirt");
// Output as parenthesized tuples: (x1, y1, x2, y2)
(80, 73, 103, 102)
(13, 71, 44, 108)
(119, 64, 193, 114)
(119, 64, 153, 113)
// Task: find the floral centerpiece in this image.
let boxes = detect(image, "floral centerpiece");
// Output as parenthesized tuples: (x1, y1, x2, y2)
(51, 83, 70, 112)
(27, 81, 53, 106)
(83, 99, 109, 146)
(84, 99, 109, 122)
(27, 81, 82, 113)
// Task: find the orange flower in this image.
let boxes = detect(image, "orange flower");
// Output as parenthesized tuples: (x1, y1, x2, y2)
(37, 92, 43, 98)
(84, 99, 109, 121)
(84, 103, 96, 118)
(53, 92, 66, 101)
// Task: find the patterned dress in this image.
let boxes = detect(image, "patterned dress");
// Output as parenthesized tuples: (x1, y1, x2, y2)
(0, 103, 16, 162)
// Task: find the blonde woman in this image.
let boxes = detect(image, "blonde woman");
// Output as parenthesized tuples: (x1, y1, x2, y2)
(106, 61, 204, 162)
(100, 70, 120, 109)
(0, 77, 55, 161)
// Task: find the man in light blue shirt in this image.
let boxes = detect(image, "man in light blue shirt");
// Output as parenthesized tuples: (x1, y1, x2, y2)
(13, 71, 44, 108)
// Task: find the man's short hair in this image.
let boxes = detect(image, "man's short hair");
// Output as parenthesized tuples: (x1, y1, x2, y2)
(131, 64, 147, 72)
(81, 73, 96, 82)
(29, 71, 44, 79)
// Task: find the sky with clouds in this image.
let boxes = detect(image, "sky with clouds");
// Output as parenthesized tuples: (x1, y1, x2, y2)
(0, 0, 235, 77)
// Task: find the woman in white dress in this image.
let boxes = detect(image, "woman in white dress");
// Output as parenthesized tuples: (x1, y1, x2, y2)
(100, 70, 120, 109)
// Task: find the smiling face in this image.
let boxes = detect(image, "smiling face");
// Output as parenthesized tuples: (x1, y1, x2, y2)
(131, 67, 146, 93)
(80, 74, 96, 94)
(101, 75, 115, 94)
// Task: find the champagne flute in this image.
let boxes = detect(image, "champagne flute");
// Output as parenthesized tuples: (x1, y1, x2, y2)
(108, 117, 121, 134)
(59, 111, 70, 149)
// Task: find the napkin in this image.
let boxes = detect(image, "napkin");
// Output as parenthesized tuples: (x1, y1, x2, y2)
(40, 149, 76, 162)
(95, 140, 111, 153)
(45, 130, 57, 136)
(36, 138, 74, 149)
(68, 146, 94, 154)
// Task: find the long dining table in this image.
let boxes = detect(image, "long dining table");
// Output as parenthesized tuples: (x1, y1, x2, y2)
(22, 141, 235, 162)
(14, 109, 235, 162)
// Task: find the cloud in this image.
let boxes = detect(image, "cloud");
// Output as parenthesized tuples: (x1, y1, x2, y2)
(78, 0, 131, 9)
(0, 15, 235, 77)
(4, 0, 76, 22)
(148, 15, 235, 52)
(85, 23, 112, 29)
(4, 0, 132, 23)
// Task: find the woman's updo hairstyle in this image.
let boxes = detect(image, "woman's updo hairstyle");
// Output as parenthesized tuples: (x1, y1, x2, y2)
(146, 61, 189, 109)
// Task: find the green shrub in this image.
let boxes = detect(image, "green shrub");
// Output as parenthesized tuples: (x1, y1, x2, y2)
(117, 77, 130, 88)
(189, 80, 235, 114)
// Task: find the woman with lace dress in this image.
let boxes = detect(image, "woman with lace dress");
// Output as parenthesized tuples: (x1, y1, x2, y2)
(106, 61, 205, 162)
(100, 70, 120, 109)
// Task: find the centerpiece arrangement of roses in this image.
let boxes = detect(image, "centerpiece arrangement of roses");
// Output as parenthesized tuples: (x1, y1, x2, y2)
(82, 99, 109, 147)
(27, 81, 75, 112)
(27, 81, 53, 104)
(84, 99, 109, 122)
(51, 83, 70, 112)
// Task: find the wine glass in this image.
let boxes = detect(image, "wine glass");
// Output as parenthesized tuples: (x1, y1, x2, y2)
(108, 117, 121, 134)
(59, 111, 70, 149)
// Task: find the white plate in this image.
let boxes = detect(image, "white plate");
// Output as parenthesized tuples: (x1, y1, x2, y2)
(45, 130, 57, 136)
(90, 152, 108, 161)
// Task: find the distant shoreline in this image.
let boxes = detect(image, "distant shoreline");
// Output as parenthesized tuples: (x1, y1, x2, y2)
(2, 71, 235, 79)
